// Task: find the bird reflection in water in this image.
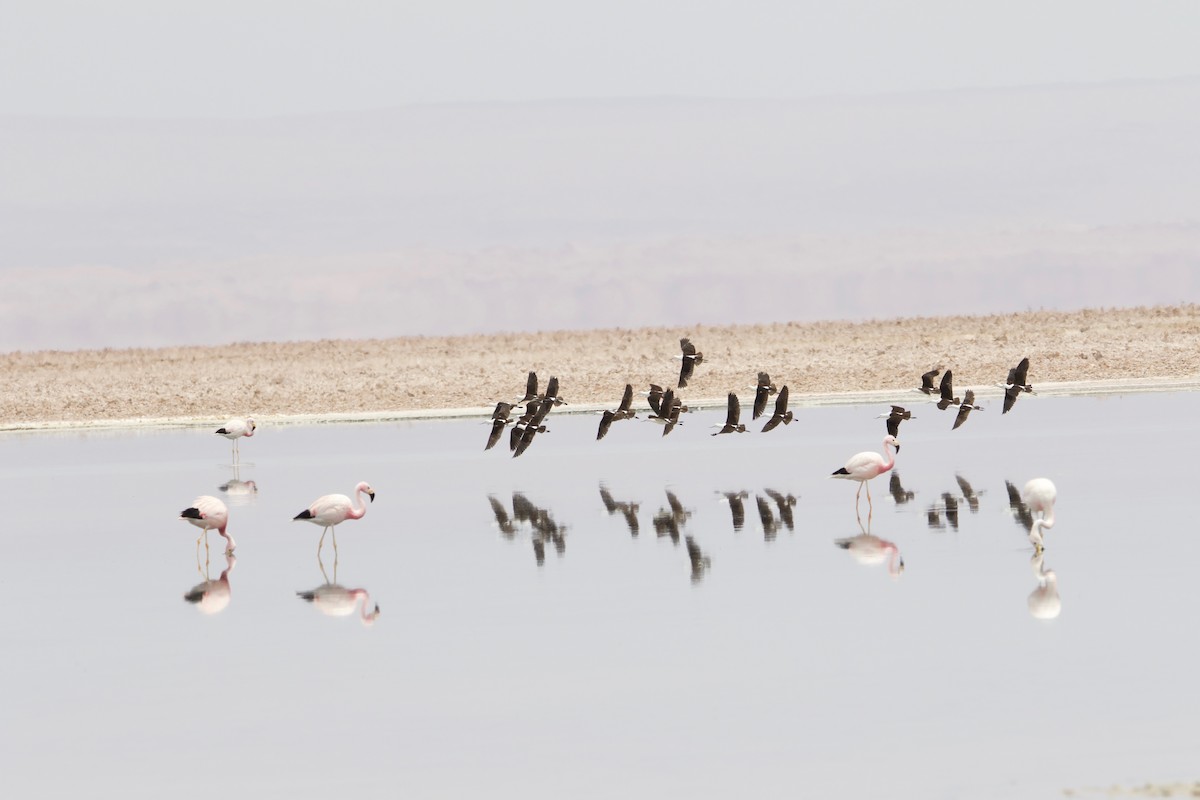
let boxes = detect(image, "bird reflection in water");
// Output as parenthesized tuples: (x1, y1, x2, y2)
(834, 518, 904, 578)
(717, 490, 749, 533)
(653, 490, 693, 545)
(1027, 550, 1061, 620)
(297, 550, 380, 626)
(888, 471, 915, 505)
(955, 474, 983, 514)
(218, 464, 258, 507)
(184, 552, 237, 615)
(755, 495, 779, 541)
(598, 485, 640, 537)
(685, 536, 711, 584)
(488, 492, 567, 565)
(763, 488, 797, 532)
(1005, 480, 1035, 532)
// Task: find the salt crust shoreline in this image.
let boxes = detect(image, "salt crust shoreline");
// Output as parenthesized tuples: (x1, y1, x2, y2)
(3, 305, 1198, 432)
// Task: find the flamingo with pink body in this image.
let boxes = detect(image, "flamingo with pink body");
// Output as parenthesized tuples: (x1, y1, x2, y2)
(293, 482, 376, 556)
(830, 435, 900, 513)
(180, 495, 236, 556)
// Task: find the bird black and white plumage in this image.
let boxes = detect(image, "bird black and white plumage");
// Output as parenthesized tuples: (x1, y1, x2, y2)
(879, 405, 914, 438)
(764, 488, 797, 531)
(952, 389, 982, 430)
(1000, 357, 1035, 414)
(916, 368, 941, 395)
(512, 398, 553, 457)
(751, 372, 777, 420)
(518, 372, 539, 404)
(761, 386, 793, 433)
(685, 536, 711, 583)
(613, 384, 636, 420)
(711, 393, 747, 435)
(485, 402, 518, 451)
(646, 384, 665, 415)
(936, 370, 960, 411)
(596, 410, 617, 441)
(649, 388, 683, 436)
(677, 337, 704, 388)
(542, 375, 567, 406)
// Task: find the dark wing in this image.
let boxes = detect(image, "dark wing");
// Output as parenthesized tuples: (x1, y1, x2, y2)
(485, 418, 506, 450)
(955, 474, 974, 498)
(963, 389, 976, 406)
(678, 358, 694, 388)
(492, 401, 514, 420)
(599, 485, 618, 512)
(753, 384, 770, 419)
(509, 423, 525, 451)
(952, 402, 972, 430)
(513, 425, 538, 457)
(920, 368, 940, 393)
(545, 375, 560, 399)
(886, 415, 901, 437)
(774, 386, 790, 414)
(1003, 385, 1019, 414)
(1012, 357, 1030, 385)
(647, 384, 664, 415)
(531, 397, 554, 425)
(597, 410, 615, 441)
(725, 393, 741, 426)
(487, 495, 511, 526)
(617, 384, 634, 413)
(680, 337, 696, 357)
(939, 370, 955, 402)
(522, 371, 538, 402)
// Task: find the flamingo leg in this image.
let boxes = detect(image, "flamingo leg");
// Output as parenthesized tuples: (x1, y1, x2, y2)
(332, 528, 339, 556)
(317, 527, 328, 557)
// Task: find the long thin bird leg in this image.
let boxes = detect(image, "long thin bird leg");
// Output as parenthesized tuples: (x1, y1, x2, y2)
(318, 550, 330, 584)
(332, 528, 339, 557)
(317, 527, 328, 558)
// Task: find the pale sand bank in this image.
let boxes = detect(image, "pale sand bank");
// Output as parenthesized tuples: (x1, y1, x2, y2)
(3, 305, 1198, 431)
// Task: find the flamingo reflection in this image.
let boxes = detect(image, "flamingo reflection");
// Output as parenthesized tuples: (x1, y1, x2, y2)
(218, 464, 258, 507)
(184, 552, 237, 615)
(297, 551, 380, 626)
(1027, 551, 1061, 620)
(834, 518, 904, 578)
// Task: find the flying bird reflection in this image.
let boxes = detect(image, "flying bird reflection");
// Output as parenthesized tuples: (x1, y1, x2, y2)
(184, 552, 237, 615)
(755, 494, 779, 541)
(955, 474, 983, 513)
(888, 472, 915, 505)
(653, 489, 693, 545)
(599, 484, 640, 537)
(718, 490, 749, 532)
(685, 536, 712, 584)
(763, 488, 797, 532)
(496, 492, 568, 565)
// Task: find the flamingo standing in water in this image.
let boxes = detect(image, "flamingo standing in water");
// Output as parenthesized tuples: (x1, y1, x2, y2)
(1023, 477, 1057, 551)
(830, 435, 899, 513)
(180, 495, 235, 556)
(215, 417, 256, 463)
(293, 482, 376, 556)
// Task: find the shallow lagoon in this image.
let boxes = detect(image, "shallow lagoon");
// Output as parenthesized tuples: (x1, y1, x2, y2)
(1, 391, 1197, 799)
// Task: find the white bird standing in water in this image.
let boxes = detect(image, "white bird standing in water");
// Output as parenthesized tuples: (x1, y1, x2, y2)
(215, 417, 256, 463)
(1023, 477, 1057, 551)
(180, 495, 235, 556)
(293, 482, 376, 556)
(830, 435, 900, 513)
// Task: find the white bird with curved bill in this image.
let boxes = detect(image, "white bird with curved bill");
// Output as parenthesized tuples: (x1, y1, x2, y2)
(180, 495, 235, 556)
(1022, 478, 1057, 551)
(830, 435, 899, 513)
(293, 482, 376, 557)
(215, 417, 256, 464)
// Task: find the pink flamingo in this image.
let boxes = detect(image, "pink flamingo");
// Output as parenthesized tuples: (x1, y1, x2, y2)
(297, 584, 380, 626)
(1022, 477, 1057, 551)
(215, 417, 256, 463)
(180, 495, 235, 556)
(293, 482, 376, 556)
(830, 435, 899, 512)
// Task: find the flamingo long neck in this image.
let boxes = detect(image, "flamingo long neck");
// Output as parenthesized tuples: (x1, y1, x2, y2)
(880, 440, 896, 474)
(1029, 518, 1047, 548)
(347, 489, 369, 520)
(354, 590, 379, 625)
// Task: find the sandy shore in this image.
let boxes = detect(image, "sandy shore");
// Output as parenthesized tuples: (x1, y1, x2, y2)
(3, 304, 1199, 430)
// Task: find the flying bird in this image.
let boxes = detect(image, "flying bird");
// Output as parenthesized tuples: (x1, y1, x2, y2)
(518, 372, 539, 404)
(761, 386, 794, 432)
(936, 371, 960, 411)
(711, 393, 747, 435)
(878, 405, 914, 438)
(677, 337, 704, 388)
(293, 482, 376, 556)
(648, 388, 683, 436)
(1000, 357, 1036, 414)
(915, 368, 942, 395)
(952, 389, 983, 430)
(542, 375, 568, 406)
(485, 402, 518, 450)
(751, 372, 777, 419)
(215, 418, 256, 463)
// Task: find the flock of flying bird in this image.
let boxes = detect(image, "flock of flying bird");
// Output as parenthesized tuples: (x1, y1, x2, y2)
(177, 337, 1058, 604)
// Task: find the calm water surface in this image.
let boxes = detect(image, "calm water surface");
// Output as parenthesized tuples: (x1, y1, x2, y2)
(1, 392, 1197, 799)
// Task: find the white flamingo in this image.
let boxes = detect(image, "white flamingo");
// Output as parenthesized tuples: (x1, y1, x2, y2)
(293, 482, 376, 556)
(297, 584, 381, 626)
(180, 495, 235, 556)
(1023, 478, 1057, 551)
(830, 435, 899, 512)
(215, 417, 256, 463)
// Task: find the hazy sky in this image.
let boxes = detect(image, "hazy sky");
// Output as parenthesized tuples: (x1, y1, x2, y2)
(3, 3, 1200, 352)
(4, 1, 1200, 117)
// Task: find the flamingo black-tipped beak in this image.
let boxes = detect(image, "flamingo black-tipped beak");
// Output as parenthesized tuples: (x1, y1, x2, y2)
(894, 443, 901, 452)
(368, 492, 376, 502)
